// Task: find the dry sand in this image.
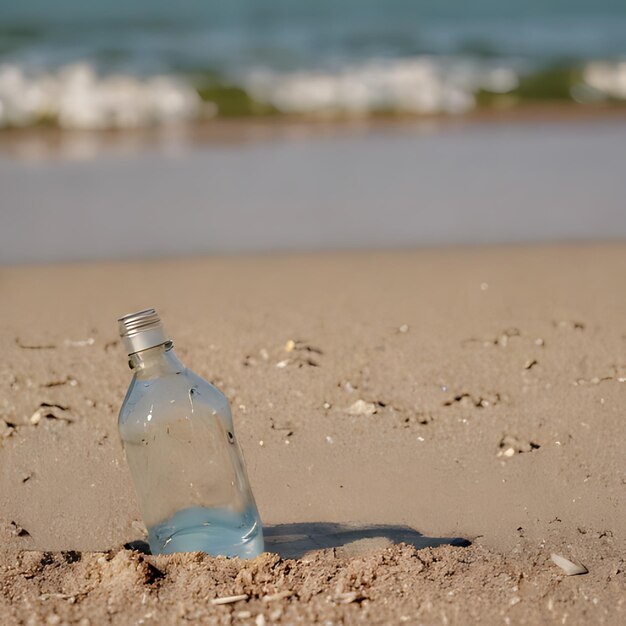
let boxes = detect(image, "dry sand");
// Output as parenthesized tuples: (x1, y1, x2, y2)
(0, 244, 624, 624)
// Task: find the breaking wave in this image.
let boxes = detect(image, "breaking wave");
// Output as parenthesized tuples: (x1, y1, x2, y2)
(0, 64, 207, 130)
(1, 57, 625, 130)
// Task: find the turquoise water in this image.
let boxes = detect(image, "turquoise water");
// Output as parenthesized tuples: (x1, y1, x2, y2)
(1, 1, 625, 81)
(148, 506, 264, 557)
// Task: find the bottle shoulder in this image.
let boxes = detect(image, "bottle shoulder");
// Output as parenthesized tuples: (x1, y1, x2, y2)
(119, 368, 230, 426)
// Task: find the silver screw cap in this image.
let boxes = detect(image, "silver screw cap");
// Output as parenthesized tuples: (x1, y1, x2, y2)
(118, 308, 169, 355)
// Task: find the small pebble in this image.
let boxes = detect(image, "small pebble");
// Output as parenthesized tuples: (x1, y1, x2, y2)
(276, 360, 289, 368)
(0, 420, 16, 439)
(347, 399, 377, 416)
(284, 339, 296, 352)
(29, 409, 43, 425)
(399, 324, 409, 333)
(10, 521, 30, 537)
(503, 447, 515, 457)
(326, 436, 334, 444)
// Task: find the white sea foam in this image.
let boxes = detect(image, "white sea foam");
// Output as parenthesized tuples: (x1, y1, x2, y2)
(244, 58, 519, 116)
(2, 56, 625, 130)
(0, 63, 206, 130)
(583, 61, 626, 100)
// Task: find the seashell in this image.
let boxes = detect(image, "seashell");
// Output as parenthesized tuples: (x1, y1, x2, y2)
(550, 553, 588, 576)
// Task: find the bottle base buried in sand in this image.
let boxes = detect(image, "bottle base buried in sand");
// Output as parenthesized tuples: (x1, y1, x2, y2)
(148, 506, 264, 558)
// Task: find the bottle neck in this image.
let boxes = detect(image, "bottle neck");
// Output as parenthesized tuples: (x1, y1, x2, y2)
(129, 342, 185, 380)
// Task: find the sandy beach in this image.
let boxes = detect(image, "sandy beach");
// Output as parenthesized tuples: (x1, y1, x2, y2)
(1, 244, 624, 624)
(2, 2, 626, 623)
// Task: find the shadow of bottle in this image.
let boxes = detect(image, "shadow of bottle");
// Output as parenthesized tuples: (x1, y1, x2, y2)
(264, 522, 470, 559)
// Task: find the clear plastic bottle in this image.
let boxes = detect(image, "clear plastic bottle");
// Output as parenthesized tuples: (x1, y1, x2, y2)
(117, 309, 264, 557)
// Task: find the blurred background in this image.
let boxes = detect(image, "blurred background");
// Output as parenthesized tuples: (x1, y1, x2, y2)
(1, 0, 626, 264)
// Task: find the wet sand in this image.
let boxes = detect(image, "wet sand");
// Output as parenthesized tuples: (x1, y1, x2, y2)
(0, 245, 624, 623)
(2, 117, 626, 265)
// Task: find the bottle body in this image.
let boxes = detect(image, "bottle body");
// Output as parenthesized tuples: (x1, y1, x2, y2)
(118, 344, 263, 557)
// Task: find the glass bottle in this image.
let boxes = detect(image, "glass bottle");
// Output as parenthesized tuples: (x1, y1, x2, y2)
(117, 309, 264, 557)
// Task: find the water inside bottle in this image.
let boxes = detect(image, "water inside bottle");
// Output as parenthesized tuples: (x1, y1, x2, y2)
(148, 505, 263, 557)
(119, 350, 264, 558)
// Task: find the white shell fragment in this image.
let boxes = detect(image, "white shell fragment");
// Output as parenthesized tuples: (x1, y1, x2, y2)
(64, 337, 95, 347)
(29, 409, 44, 425)
(262, 590, 293, 603)
(211, 594, 249, 605)
(550, 553, 588, 576)
(348, 399, 377, 416)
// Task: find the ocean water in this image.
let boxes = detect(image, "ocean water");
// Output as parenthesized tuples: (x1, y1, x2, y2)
(1, 1, 626, 127)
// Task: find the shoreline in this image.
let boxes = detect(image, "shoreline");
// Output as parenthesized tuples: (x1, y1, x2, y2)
(1, 102, 626, 161)
(2, 118, 626, 265)
(3, 238, 626, 271)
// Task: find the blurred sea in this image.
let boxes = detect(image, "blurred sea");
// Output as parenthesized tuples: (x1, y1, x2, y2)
(1, 0, 626, 128)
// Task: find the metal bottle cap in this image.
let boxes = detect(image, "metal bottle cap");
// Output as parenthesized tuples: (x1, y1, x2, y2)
(117, 308, 169, 355)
